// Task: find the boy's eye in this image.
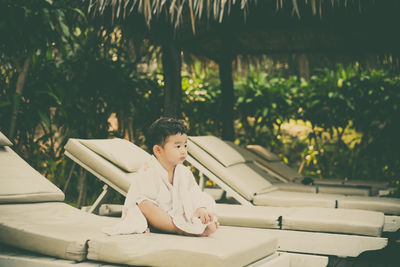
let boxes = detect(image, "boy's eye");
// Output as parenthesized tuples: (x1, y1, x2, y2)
(184, 144, 188, 148)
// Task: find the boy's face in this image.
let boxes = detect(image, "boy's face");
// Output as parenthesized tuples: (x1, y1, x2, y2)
(156, 133, 188, 168)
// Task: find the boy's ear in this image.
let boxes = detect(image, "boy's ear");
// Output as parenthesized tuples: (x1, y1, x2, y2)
(153, 145, 162, 157)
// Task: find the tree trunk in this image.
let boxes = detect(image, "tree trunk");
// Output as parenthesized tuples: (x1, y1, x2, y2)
(219, 39, 235, 141)
(9, 55, 32, 139)
(298, 53, 310, 80)
(161, 37, 182, 118)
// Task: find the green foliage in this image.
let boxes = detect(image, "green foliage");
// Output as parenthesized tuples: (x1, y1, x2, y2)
(0, 3, 164, 206)
(181, 62, 222, 136)
(235, 67, 301, 147)
(340, 70, 400, 187)
(1, 1, 399, 204)
(298, 66, 400, 187)
(232, 64, 399, 191)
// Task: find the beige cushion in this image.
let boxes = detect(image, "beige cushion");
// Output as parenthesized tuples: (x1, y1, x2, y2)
(65, 139, 143, 194)
(247, 145, 280, 162)
(275, 183, 370, 196)
(216, 204, 384, 237)
(80, 138, 151, 173)
(275, 183, 317, 193)
(188, 139, 273, 200)
(344, 180, 389, 188)
(224, 141, 255, 161)
(0, 131, 12, 146)
(338, 196, 400, 215)
(281, 207, 384, 236)
(189, 136, 246, 167)
(254, 190, 400, 215)
(253, 190, 341, 208)
(318, 185, 370, 196)
(87, 226, 277, 267)
(251, 157, 304, 183)
(224, 163, 275, 200)
(0, 202, 117, 261)
(0, 146, 64, 203)
(245, 145, 304, 182)
(216, 204, 284, 229)
(313, 178, 389, 189)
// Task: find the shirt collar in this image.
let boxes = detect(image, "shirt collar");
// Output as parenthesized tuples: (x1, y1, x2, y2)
(150, 155, 184, 186)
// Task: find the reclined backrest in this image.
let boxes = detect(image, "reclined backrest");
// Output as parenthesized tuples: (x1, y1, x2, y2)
(246, 145, 304, 182)
(223, 141, 284, 184)
(188, 136, 275, 200)
(64, 138, 152, 194)
(0, 132, 64, 203)
(0, 131, 13, 147)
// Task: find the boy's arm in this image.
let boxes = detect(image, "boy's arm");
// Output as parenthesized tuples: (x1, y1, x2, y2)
(185, 168, 217, 213)
(183, 168, 217, 224)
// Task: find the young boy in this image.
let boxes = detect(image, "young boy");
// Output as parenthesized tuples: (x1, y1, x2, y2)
(104, 117, 218, 236)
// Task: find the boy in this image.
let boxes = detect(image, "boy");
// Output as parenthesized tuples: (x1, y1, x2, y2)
(104, 117, 218, 236)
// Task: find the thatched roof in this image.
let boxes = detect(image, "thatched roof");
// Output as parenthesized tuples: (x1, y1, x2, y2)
(88, 0, 400, 69)
(88, 0, 372, 33)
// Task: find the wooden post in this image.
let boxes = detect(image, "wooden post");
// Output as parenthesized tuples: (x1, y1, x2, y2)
(161, 37, 182, 117)
(298, 53, 310, 80)
(218, 37, 235, 141)
(9, 54, 32, 139)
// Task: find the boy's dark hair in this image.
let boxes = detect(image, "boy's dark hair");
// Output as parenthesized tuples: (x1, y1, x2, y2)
(146, 117, 187, 153)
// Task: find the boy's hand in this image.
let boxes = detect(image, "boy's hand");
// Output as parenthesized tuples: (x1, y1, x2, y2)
(193, 207, 215, 224)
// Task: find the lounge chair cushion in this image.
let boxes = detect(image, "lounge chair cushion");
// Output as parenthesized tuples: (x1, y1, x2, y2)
(188, 139, 273, 200)
(260, 161, 304, 182)
(0, 202, 117, 261)
(254, 190, 400, 215)
(253, 190, 341, 208)
(189, 136, 247, 167)
(79, 138, 152, 173)
(317, 185, 370, 196)
(313, 178, 389, 189)
(0, 131, 13, 146)
(281, 207, 384, 236)
(216, 204, 384, 236)
(87, 226, 278, 267)
(338, 196, 400, 215)
(216, 204, 284, 229)
(0, 146, 64, 203)
(246, 145, 280, 162)
(275, 183, 370, 196)
(224, 163, 275, 200)
(65, 138, 140, 195)
(246, 145, 304, 182)
(275, 183, 318, 193)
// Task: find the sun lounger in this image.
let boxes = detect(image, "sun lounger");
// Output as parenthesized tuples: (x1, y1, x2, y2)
(0, 243, 124, 267)
(187, 136, 400, 216)
(246, 144, 391, 196)
(0, 133, 294, 267)
(64, 137, 393, 258)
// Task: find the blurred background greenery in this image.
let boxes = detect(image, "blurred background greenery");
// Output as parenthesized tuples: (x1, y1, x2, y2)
(1, 0, 399, 207)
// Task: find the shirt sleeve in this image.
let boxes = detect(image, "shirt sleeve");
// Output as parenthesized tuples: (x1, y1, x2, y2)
(183, 166, 217, 214)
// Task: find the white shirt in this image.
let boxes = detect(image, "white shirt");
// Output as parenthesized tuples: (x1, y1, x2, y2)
(103, 156, 216, 235)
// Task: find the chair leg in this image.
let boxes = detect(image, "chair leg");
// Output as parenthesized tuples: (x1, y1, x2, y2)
(199, 171, 205, 190)
(88, 185, 109, 214)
